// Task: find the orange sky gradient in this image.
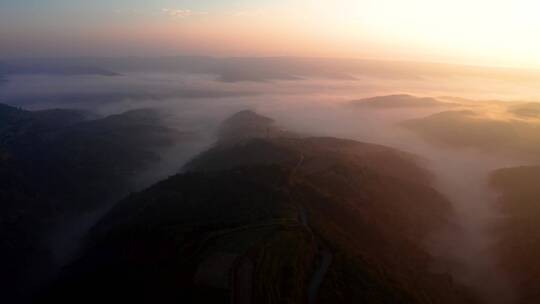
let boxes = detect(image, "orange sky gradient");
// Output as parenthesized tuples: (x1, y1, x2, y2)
(1, 0, 540, 69)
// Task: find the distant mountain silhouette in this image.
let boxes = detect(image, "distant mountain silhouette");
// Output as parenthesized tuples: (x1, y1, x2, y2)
(509, 102, 540, 119)
(401, 110, 540, 160)
(351, 94, 457, 109)
(4, 57, 540, 84)
(0, 89, 261, 108)
(0, 61, 119, 77)
(11, 56, 540, 83)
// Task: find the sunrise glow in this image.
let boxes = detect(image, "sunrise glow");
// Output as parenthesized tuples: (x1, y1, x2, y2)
(1, 0, 540, 68)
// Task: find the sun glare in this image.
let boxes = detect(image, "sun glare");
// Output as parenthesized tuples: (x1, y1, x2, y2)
(304, 0, 540, 67)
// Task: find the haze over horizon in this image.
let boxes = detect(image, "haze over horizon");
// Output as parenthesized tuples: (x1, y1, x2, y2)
(2, 0, 540, 69)
(3, 2, 540, 304)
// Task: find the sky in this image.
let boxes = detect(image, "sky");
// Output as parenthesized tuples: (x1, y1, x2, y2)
(1, 0, 540, 68)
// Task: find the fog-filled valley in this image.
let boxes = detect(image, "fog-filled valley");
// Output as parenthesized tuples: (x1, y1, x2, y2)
(2, 57, 540, 304)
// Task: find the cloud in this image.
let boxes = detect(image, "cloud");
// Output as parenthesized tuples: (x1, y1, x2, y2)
(233, 10, 265, 17)
(162, 9, 207, 18)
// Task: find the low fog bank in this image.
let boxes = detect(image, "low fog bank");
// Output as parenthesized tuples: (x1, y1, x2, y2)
(4, 56, 540, 89)
(424, 154, 523, 304)
(3, 56, 540, 112)
(2, 67, 540, 303)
